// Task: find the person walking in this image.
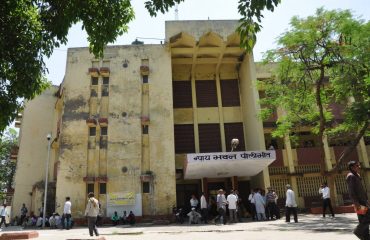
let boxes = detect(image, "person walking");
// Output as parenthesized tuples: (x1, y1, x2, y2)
(84, 192, 100, 237)
(63, 197, 72, 230)
(285, 184, 298, 223)
(253, 189, 266, 221)
(319, 182, 335, 218)
(20, 203, 28, 225)
(227, 190, 238, 223)
(0, 204, 8, 228)
(346, 161, 370, 240)
(200, 192, 208, 223)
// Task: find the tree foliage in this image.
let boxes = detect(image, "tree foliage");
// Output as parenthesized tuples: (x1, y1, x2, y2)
(1, 0, 279, 134)
(261, 8, 369, 171)
(0, 128, 18, 201)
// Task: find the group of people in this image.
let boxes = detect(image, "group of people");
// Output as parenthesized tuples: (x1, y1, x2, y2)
(111, 210, 136, 226)
(186, 189, 242, 225)
(248, 187, 280, 221)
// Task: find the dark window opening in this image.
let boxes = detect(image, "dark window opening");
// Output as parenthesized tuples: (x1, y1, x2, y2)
(174, 124, 195, 153)
(102, 86, 109, 96)
(143, 182, 150, 193)
(90, 89, 98, 97)
(143, 75, 148, 83)
(173, 81, 192, 108)
(220, 80, 240, 107)
(224, 123, 245, 151)
(89, 127, 96, 136)
(99, 183, 106, 194)
(103, 77, 109, 85)
(196, 80, 218, 107)
(101, 127, 108, 136)
(199, 124, 222, 153)
(91, 77, 98, 85)
(87, 183, 94, 194)
(142, 125, 149, 134)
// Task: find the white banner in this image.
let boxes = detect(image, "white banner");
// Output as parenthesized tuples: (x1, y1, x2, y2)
(187, 150, 275, 163)
(107, 192, 135, 206)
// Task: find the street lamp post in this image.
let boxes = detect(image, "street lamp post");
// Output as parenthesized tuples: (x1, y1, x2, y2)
(42, 133, 52, 228)
(231, 138, 239, 152)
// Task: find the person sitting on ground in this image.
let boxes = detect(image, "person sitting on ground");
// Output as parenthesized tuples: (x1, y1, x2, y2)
(127, 211, 136, 225)
(49, 213, 57, 228)
(121, 211, 127, 224)
(36, 216, 43, 227)
(187, 207, 201, 224)
(111, 211, 120, 226)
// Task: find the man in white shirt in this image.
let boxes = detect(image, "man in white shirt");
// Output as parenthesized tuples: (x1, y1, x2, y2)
(63, 197, 72, 230)
(285, 184, 298, 223)
(0, 204, 8, 228)
(227, 190, 238, 223)
(190, 195, 199, 210)
(319, 182, 335, 218)
(200, 192, 208, 223)
(214, 189, 227, 224)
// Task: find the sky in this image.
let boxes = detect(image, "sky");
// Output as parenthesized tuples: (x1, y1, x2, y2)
(45, 0, 370, 85)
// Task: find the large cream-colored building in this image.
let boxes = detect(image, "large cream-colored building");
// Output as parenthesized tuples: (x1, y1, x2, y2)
(12, 20, 370, 221)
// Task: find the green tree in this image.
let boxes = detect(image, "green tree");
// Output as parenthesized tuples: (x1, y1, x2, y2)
(261, 8, 369, 171)
(0, 128, 18, 201)
(1, 0, 280, 134)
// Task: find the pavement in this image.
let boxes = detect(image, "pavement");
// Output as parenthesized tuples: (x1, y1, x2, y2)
(0, 213, 361, 240)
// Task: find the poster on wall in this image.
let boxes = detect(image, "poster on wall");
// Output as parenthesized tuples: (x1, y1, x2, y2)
(107, 192, 135, 206)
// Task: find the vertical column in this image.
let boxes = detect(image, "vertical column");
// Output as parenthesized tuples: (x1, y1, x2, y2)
(202, 178, 208, 197)
(215, 74, 226, 151)
(289, 176, 302, 207)
(231, 176, 238, 190)
(238, 54, 270, 189)
(322, 135, 333, 171)
(284, 135, 295, 173)
(191, 74, 200, 153)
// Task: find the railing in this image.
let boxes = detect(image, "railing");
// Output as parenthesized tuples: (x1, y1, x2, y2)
(294, 164, 321, 174)
(269, 166, 289, 175)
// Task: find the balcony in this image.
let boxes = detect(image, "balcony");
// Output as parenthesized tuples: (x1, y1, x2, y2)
(88, 68, 100, 77)
(141, 116, 150, 125)
(268, 166, 289, 175)
(96, 176, 108, 182)
(98, 118, 108, 126)
(140, 65, 150, 76)
(100, 67, 110, 77)
(86, 118, 97, 126)
(294, 164, 321, 174)
(83, 176, 95, 182)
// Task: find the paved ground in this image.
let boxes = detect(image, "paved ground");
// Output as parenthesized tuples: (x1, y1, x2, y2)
(0, 213, 361, 240)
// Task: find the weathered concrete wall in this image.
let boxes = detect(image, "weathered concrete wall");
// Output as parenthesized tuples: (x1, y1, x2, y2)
(55, 45, 175, 218)
(12, 87, 57, 217)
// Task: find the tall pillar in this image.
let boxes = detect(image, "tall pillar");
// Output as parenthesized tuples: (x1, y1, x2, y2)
(238, 54, 270, 189)
(322, 134, 333, 171)
(231, 176, 238, 190)
(201, 178, 208, 197)
(284, 135, 295, 173)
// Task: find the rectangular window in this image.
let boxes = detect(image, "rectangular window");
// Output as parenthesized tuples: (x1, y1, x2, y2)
(89, 127, 96, 136)
(103, 77, 109, 85)
(198, 124, 221, 153)
(99, 183, 106, 194)
(87, 183, 94, 194)
(220, 80, 240, 107)
(101, 127, 108, 136)
(142, 182, 150, 193)
(174, 124, 195, 153)
(142, 75, 148, 83)
(196, 80, 218, 107)
(91, 77, 99, 85)
(173, 81, 192, 108)
(102, 85, 109, 96)
(224, 123, 245, 151)
(90, 89, 98, 97)
(142, 125, 148, 134)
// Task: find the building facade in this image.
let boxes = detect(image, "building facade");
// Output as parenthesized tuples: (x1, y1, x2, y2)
(11, 20, 370, 220)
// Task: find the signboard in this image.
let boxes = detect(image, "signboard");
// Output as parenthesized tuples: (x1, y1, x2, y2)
(187, 150, 275, 163)
(107, 192, 135, 206)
